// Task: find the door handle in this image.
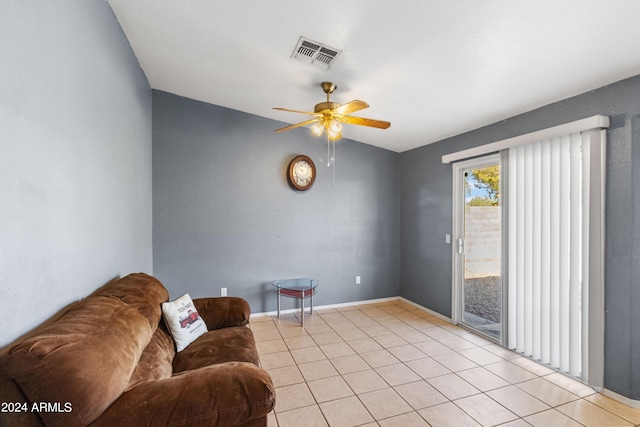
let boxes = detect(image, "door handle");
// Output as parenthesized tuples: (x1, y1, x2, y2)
(458, 238, 464, 254)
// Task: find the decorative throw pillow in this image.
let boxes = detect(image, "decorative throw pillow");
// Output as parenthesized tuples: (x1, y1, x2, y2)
(161, 294, 208, 352)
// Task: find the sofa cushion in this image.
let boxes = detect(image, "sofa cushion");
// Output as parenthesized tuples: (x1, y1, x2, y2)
(172, 326, 261, 373)
(125, 324, 175, 392)
(162, 293, 208, 352)
(4, 273, 168, 426)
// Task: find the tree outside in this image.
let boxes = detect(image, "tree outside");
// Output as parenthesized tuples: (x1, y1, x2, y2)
(466, 166, 499, 206)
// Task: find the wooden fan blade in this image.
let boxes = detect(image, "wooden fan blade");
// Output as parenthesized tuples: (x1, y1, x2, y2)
(331, 100, 369, 115)
(275, 118, 321, 133)
(342, 115, 391, 129)
(273, 107, 319, 116)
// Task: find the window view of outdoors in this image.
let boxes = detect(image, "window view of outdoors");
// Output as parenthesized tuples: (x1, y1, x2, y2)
(463, 165, 501, 340)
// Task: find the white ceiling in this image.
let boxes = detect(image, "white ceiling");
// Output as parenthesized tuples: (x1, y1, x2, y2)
(107, 0, 640, 152)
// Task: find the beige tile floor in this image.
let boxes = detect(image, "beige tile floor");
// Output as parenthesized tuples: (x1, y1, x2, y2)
(250, 300, 640, 427)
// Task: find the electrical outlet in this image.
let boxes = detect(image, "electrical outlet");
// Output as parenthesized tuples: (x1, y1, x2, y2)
(221, 287, 227, 297)
(355, 276, 361, 284)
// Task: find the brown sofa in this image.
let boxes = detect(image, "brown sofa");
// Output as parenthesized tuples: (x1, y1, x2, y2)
(0, 273, 275, 426)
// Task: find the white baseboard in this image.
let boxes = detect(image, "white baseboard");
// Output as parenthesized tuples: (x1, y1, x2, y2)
(251, 296, 402, 318)
(252, 296, 453, 324)
(603, 388, 640, 409)
(398, 297, 453, 324)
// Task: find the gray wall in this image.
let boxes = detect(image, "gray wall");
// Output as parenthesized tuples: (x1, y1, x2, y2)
(0, 1, 153, 347)
(399, 75, 640, 400)
(3, 0, 638, 401)
(152, 91, 400, 311)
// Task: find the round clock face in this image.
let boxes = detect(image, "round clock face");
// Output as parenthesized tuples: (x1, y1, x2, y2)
(288, 155, 316, 191)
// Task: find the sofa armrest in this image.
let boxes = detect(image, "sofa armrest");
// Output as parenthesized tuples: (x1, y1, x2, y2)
(193, 297, 251, 330)
(0, 373, 45, 427)
(91, 362, 275, 427)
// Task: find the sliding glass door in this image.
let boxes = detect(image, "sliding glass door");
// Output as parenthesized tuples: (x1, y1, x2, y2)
(453, 154, 503, 342)
(447, 117, 607, 387)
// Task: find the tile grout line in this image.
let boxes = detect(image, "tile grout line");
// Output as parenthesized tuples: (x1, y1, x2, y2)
(280, 306, 425, 425)
(272, 306, 463, 425)
(271, 305, 503, 425)
(256, 300, 637, 427)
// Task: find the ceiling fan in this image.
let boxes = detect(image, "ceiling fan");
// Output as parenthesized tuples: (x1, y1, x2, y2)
(273, 82, 390, 140)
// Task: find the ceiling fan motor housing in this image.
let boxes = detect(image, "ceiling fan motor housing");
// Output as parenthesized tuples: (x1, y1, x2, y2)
(314, 101, 340, 113)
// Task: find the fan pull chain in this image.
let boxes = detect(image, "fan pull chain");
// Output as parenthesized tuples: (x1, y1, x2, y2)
(332, 138, 336, 187)
(327, 133, 331, 167)
(327, 134, 336, 186)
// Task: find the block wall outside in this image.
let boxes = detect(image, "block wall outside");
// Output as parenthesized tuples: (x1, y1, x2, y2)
(464, 206, 501, 278)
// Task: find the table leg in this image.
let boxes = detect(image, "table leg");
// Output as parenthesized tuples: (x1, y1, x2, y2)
(310, 292, 314, 315)
(301, 293, 304, 327)
(277, 291, 281, 319)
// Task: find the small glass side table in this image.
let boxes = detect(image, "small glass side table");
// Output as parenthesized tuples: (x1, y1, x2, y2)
(272, 278, 318, 327)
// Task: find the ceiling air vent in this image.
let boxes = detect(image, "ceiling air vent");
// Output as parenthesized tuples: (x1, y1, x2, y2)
(291, 37, 341, 70)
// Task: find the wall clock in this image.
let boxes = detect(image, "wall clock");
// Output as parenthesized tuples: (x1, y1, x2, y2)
(288, 155, 316, 191)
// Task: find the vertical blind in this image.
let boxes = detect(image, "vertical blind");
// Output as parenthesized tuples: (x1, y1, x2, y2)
(444, 116, 607, 388)
(507, 132, 592, 378)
